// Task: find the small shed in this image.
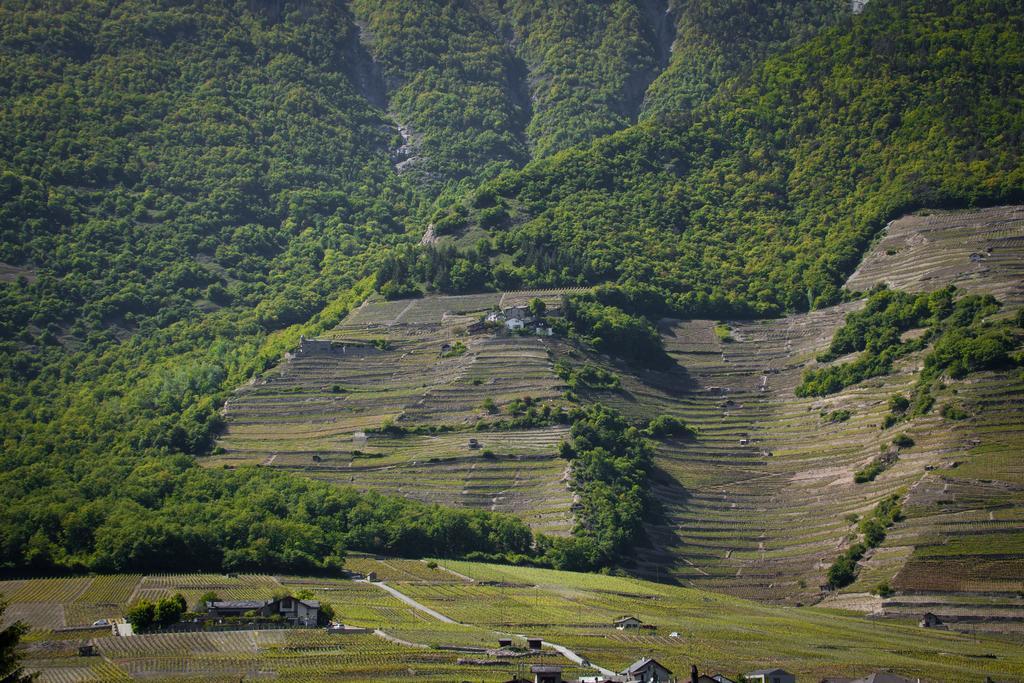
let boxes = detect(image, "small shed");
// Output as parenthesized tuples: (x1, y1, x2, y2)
(919, 612, 945, 629)
(497, 638, 513, 648)
(614, 616, 643, 629)
(526, 637, 543, 650)
(78, 644, 97, 657)
(366, 571, 378, 582)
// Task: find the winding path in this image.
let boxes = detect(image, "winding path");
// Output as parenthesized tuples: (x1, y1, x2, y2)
(363, 579, 616, 677)
(370, 580, 459, 624)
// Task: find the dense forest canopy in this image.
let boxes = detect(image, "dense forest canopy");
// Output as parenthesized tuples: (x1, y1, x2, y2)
(1, 0, 1023, 576)
(434, 0, 1024, 318)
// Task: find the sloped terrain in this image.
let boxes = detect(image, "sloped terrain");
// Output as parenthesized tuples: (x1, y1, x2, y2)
(6, 561, 1024, 682)
(214, 290, 580, 537)
(605, 206, 1024, 631)
(214, 207, 1022, 634)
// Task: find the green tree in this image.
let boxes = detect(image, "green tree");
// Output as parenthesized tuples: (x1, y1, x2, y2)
(124, 601, 156, 631)
(528, 297, 547, 318)
(0, 599, 35, 682)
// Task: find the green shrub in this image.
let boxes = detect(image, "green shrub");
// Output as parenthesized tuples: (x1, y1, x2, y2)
(892, 434, 915, 448)
(940, 402, 968, 420)
(888, 394, 910, 413)
(825, 409, 852, 423)
(643, 414, 695, 439)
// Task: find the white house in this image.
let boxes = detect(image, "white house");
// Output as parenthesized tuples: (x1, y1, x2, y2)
(614, 616, 643, 629)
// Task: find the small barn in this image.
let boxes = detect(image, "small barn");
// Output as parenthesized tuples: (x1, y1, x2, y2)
(614, 616, 643, 629)
(918, 612, 945, 629)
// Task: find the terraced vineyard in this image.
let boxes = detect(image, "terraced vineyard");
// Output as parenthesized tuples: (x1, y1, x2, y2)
(601, 206, 1024, 630)
(211, 207, 1022, 635)
(9, 562, 1023, 681)
(213, 289, 580, 536)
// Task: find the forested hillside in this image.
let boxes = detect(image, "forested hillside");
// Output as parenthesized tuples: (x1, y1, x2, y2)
(429, 0, 1024, 318)
(1, 0, 1023, 578)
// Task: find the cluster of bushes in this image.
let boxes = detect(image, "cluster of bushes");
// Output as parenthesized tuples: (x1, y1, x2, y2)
(823, 409, 852, 423)
(549, 404, 654, 570)
(854, 449, 897, 484)
(554, 361, 621, 392)
(125, 594, 187, 631)
(827, 494, 903, 589)
(562, 295, 667, 366)
(798, 287, 1020, 399)
(642, 414, 695, 439)
(440, 341, 467, 358)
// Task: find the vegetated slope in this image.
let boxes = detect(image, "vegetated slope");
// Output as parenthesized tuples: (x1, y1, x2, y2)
(350, 0, 850, 182)
(0, 0, 871, 578)
(6, 560, 1024, 681)
(640, 0, 850, 119)
(496, 0, 670, 158)
(0, 2, 541, 576)
(591, 207, 1023, 632)
(349, 0, 530, 185)
(0, 1, 409, 463)
(439, 0, 1023, 312)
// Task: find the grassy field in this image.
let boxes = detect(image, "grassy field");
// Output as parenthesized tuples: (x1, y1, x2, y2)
(5, 559, 1024, 682)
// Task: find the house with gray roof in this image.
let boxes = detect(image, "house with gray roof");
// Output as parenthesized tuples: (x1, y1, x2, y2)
(205, 596, 320, 626)
(622, 657, 672, 683)
(746, 669, 795, 683)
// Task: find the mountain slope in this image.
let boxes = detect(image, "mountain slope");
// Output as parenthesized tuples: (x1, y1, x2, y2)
(1, 0, 1023, 592)
(447, 0, 1023, 314)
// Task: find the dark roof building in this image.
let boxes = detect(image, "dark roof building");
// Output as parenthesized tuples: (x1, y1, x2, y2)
(205, 596, 321, 626)
(531, 664, 563, 683)
(622, 657, 673, 683)
(746, 669, 796, 683)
